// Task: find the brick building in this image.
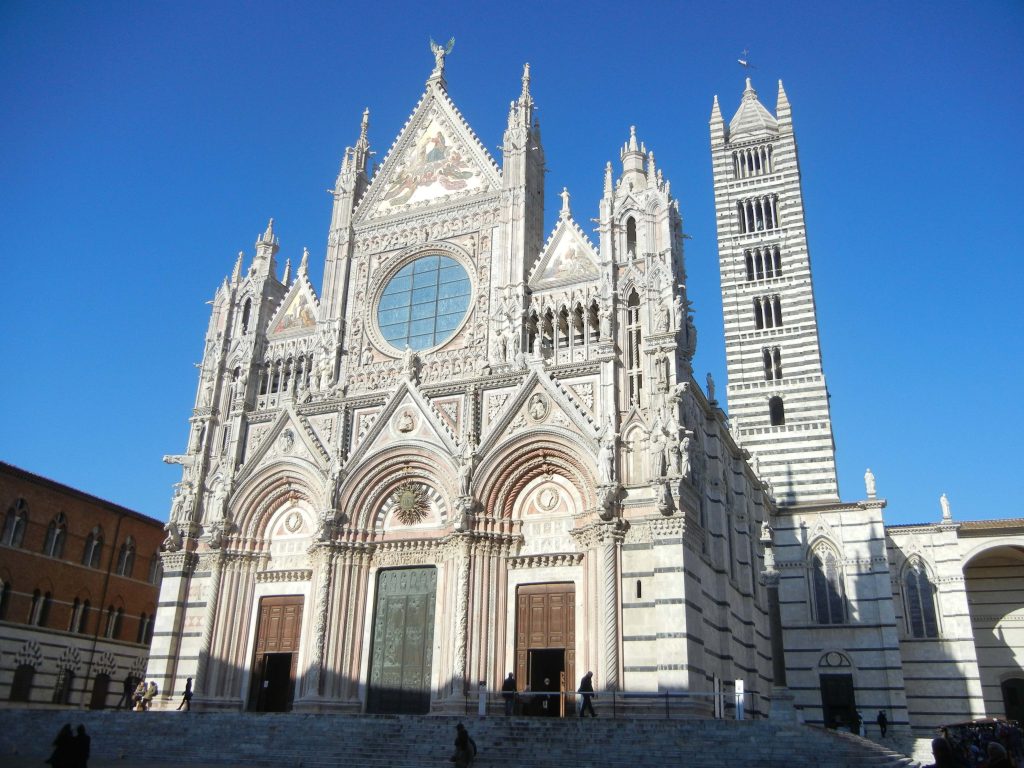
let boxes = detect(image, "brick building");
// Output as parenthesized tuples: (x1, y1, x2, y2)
(0, 461, 165, 708)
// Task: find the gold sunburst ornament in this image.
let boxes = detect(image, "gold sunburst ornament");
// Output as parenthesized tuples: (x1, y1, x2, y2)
(392, 482, 430, 526)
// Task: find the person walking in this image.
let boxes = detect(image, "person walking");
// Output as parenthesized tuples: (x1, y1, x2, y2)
(116, 676, 135, 710)
(577, 671, 597, 718)
(72, 725, 90, 768)
(46, 724, 74, 768)
(176, 677, 193, 711)
(877, 710, 888, 738)
(501, 673, 516, 716)
(451, 722, 476, 768)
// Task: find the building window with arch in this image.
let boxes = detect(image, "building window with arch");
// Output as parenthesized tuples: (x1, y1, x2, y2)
(82, 527, 103, 568)
(904, 560, 940, 638)
(810, 546, 847, 624)
(240, 297, 252, 333)
(625, 216, 637, 256)
(148, 554, 162, 584)
(29, 589, 52, 626)
(2, 498, 29, 547)
(0, 579, 10, 619)
(115, 536, 135, 577)
(52, 667, 74, 705)
(769, 396, 785, 426)
(625, 290, 643, 406)
(43, 513, 67, 558)
(105, 605, 124, 639)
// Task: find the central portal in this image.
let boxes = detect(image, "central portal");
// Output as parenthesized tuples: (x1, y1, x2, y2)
(516, 582, 575, 717)
(367, 566, 437, 714)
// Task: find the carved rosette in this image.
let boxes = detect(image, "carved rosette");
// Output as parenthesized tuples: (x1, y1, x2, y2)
(390, 482, 430, 526)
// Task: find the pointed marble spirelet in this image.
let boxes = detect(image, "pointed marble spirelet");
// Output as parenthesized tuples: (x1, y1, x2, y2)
(710, 94, 726, 142)
(231, 251, 244, 284)
(603, 161, 613, 195)
(298, 247, 309, 277)
(282, 257, 292, 286)
(776, 79, 792, 132)
(728, 78, 779, 141)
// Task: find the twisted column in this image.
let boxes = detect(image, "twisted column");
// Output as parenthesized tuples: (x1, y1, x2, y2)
(453, 538, 471, 694)
(601, 538, 619, 691)
(195, 553, 223, 697)
(308, 548, 334, 697)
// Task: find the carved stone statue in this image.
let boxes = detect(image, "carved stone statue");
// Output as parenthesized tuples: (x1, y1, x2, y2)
(597, 420, 616, 484)
(401, 346, 418, 380)
(673, 294, 684, 330)
(457, 439, 476, 496)
(940, 492, 952, 520)
(864, 468, 877, 499)
(599, 303, 612, 340)
(648, 419, 667, 479)
(706, 372, 716, 402)
(656, 353, 670, 393)
(162, 521, 182, 552)
(655, 299, 670, 332)
(361, 347, 373, 366)
(429, 37, 454, 77)
(679, 433, 692, 480)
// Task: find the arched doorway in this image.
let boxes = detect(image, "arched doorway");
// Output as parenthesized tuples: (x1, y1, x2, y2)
(89, 673, 110, 709)
(963, 544, 1024, 720)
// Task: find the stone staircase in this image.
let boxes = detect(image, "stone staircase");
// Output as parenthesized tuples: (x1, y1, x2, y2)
(0, 710, 920, 768)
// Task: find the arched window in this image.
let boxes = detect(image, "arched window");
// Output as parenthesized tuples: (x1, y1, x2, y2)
(148, 554, 162, 585)
(904, 561, 939, 638)
(744, 251, 754, 281)
(557, 307, 570, 349)
(80, 600, 91, 634)
(136, 612, 150, 644)
(763, 349, 774, 381)
(240, 297, 252, 333)
(82, 527, 103, 568)
(52, 667, 74, 705)
(810, 546, 846, 624)
(772, 348, 783, 380)
(625, 290, 643, 406)
(116, 537, 135, 577)
(9, 664, 35, 702)
(773, 296, 783, 326)
(68, 598, 81, 632)
(2, 499, 29, 547)
(625, 216, 637, 256)
(105, 605, 123, 639)
(753, 299, 764, 330)
(769, 396, 785, 426)
(43, 513, 67, 558)
(622, 425, 647, 486)
(587, 301, 600, 342)
(29, 589, 52, 626)
(572, 304, 585, 346)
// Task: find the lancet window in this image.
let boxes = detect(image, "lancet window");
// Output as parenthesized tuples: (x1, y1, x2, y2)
(904, 560, 940, 638)
(732, 144, 773, 179)
(625, 290, 643, 406)
(82, 527, 103, 568)
(753, 296, 783, 329)
(116, 536, 135, 577)
(763, 347, 783, 381)
(744, 246, 782, 281)
(43, 513, 67, 558)
(257, 354, 316, 403)
(810, 545, 847, 624)
(2, 498, 28, 547)
(768, 396, 785, 426)
(29, 589, 52, 626)
(626, 216, 637, 257)
(737, 195, 779, 234)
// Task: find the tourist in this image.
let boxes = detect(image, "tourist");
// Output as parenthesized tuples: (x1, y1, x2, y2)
(45, 724, 74, 768)
(451, 722, 476, 768)
(924, 737, 956, 768)
(177, 677, 193, 711)
(132, 680, 147, 711)
(73, 725, 90, 768)
(501, 673, 516, 716)
(984, 742, 1012, 768)
(877, 710, 888, 737)
(578, 671, 596, 718)
(116, 675, 135, 710)
(143, 680, 158, 710)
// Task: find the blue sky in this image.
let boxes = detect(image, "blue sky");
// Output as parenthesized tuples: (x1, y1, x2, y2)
(1, 1, 1021, 525)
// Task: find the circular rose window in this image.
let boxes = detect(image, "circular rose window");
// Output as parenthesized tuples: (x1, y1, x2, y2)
(376, 255, 471, 351)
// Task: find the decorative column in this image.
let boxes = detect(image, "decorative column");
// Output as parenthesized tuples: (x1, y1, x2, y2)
(599, 522, 625, 692)
(452, 535, 472, 696)
(306, 546, 335, 700)
(194, 550, 224, 701)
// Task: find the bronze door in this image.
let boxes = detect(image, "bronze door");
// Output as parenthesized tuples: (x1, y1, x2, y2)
(248, 595, 303, 711)
(367, 566, 437, 714)
(515, 582, 575, 714)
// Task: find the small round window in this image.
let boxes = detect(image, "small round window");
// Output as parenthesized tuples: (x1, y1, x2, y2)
(376, 255, 471, 351)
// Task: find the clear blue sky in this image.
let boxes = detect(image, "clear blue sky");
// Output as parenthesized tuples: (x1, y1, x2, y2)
(2, 1, 1021, 526)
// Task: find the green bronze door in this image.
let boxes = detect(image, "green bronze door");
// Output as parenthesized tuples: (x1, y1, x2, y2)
(367, 566, 437, 714)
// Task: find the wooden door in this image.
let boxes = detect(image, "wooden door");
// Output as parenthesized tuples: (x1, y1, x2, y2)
(367, 567, 437, 714)
(248, 595, 303, 711)
(515, 583, 575, 698)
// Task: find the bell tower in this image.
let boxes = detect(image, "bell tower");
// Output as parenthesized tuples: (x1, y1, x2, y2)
(710, 79, 839, 505)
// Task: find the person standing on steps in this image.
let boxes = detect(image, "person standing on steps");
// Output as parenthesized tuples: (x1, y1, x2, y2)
(876, 710, 888, 738)
(73, 725, 90, 768)
(578, 671, 597, 718)
(177, 677, 193, 711)
(501, 673, 516, 716)
(450, 722, 477, 768)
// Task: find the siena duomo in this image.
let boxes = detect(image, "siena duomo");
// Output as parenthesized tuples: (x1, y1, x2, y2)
(148, 49, 1024, 732)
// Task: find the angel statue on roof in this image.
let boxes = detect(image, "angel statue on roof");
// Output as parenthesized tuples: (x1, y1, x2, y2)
(429, 37, 455, 76)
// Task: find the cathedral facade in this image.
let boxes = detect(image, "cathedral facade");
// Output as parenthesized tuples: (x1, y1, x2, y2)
(148, 54, 774, 716)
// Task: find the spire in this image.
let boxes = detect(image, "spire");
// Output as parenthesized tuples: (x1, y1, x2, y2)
(559, 187, 571, 219)
(710, 94, 726, 142)
(299, 247, 309, 277)
(231, 251, 244, 284)
(776, 79, 792, 132)
(728, 78, 779, 141)
(604, 161, 613, 196)
(646, 151, 657, 186)
(253, 218, 280, 269)
(282, 257, 292, 286)
(620, 126, 646, 185)
(521, 62, 532, 105)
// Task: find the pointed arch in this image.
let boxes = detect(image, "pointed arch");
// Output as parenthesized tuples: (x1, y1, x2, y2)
(2, 498, 29, 547)
(808, 541, 847, 625)
(903, 557, 940, 638)
(43, 512, 67, 558)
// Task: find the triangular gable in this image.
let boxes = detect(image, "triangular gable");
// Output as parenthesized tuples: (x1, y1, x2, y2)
(235, 408, 330, 487)
(478, 365, 600, 454)
(345, 378, 460, 468)
(357, 86, 501, 221)
(529, 214, 601, 289)
(267, 277, 320, 338)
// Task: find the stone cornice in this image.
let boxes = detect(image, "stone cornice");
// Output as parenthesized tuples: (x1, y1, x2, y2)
(256, 568, 313, 583)
(508, 552, 583, 569)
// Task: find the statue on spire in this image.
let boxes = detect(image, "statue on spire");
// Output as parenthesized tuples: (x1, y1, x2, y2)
(429, 37, 455, 78)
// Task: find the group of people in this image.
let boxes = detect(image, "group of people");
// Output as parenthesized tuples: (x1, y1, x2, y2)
(128, 680, 159, 711)
(926, 720, 1024, 768)
(46, 724, 89, 768)
(499, 670, 597, 718)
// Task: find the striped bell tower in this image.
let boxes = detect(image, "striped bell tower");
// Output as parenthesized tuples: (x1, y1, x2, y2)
(710, 78, 839, 505)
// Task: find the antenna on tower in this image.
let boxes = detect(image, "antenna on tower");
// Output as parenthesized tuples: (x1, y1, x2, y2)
(737, 49, 756, 70)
